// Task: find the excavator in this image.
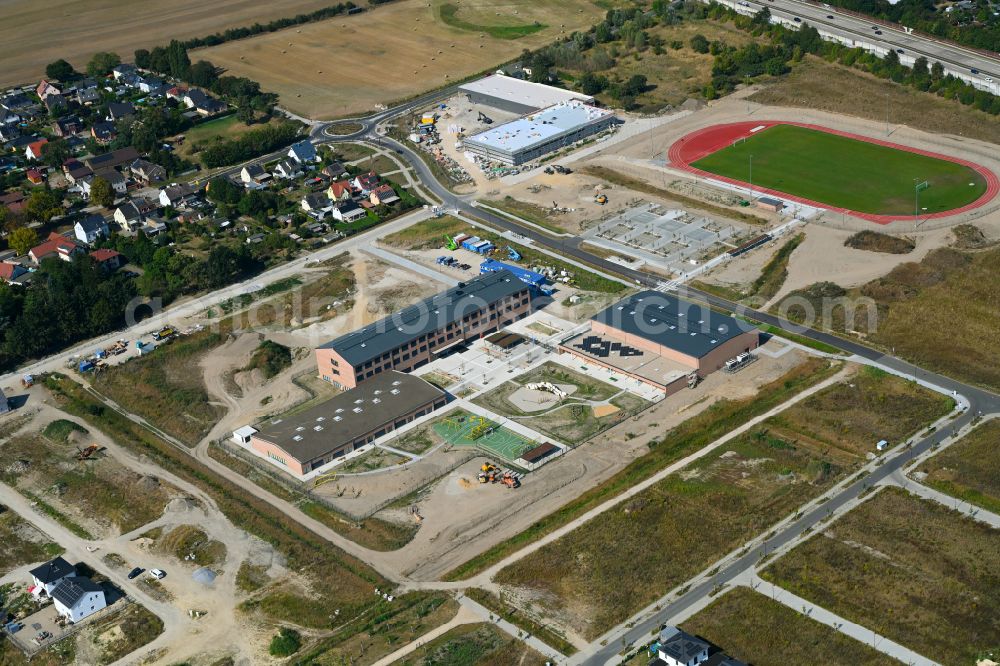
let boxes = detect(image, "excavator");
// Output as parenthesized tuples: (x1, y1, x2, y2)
(478, 463, 521, 488)
(594, 193, 608, 205)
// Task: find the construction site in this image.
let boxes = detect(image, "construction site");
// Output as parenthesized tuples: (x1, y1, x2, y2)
(581, 202, 751, 277)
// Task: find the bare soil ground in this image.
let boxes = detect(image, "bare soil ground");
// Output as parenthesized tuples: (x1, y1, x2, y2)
(369, 344, 813, 581)
(195, 0, 605, 118)
(0, 0, 348, 88)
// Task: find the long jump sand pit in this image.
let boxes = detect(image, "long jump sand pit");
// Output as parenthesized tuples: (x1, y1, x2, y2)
(0, 0, 346, 88)
(195, 0, 605, 118)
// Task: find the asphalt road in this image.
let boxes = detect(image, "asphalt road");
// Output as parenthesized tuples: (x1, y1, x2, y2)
(716, 0, 1000, 91)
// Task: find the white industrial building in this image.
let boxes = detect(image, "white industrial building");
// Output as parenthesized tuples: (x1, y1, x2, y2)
(459, 74, 594, 114)
(462, 101, 615, 166)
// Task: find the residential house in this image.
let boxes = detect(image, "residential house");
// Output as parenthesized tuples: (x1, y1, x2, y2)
(106, 102, 135, 123)
(0, 191, 26, 214)
(301, 192, 332, 214)
(43, 94, 67, 114)
(90, 248, 122, 271)
(0, 123, 21, 143)
(321, 162, 347, 179)
(111, 64, 137, 80)
(158, 183, 197, 207)
(0, 108, 18, 127)
(352, 171, 380, 195)
(28, 557, 76, 597)
(0, 261, 30, 285)
(51, 116, 83, 137)
(143, 216, 168, 235)
(36, 80, 61, 99)
(91, 121, 116, 144)
(74, 214, 110, 244)
(81, 169, 127, 196)
(63, 158, 93, 184)
(86, 147, 140, 172)
(370, 183, 399, 206)
(75, 86, 101, 106)
(137, 77, 163, 94)
(240, 163, 271, 188)
(25, 138, 49, 161)
(51, 577, 106, 623)
(114, 201, 144, 230)
(165, 86, 189, 103)
(331, 199, 366, 223)
(657, 627, 710, 666)
(1, 93, 34, 111)
(273, 159, 302, 179)
(129, 158, 166, 185)
(182, 89, 226, 116)
(26, 168, 44, 185)
(326, 180, 353, 202)
(288, 140, 318, 164)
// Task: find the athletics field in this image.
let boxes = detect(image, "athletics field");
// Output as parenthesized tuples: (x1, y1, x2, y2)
(669, 122, 998, 222)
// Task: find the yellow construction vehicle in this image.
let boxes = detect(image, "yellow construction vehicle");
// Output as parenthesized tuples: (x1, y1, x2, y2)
(595, 193, 608, 205)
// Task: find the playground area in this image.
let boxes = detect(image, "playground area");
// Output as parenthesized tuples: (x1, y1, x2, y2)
(432, 411, 539, 464)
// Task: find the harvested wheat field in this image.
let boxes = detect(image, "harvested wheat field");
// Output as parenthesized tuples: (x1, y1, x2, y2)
(0, 0, 346, 88)
(196, 0, 605, 118)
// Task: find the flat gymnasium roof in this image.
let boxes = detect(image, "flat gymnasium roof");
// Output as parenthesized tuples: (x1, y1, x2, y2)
(592, 291, 757, 359)
(459, 74, 593, 110)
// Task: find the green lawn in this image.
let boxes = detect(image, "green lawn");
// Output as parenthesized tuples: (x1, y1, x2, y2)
(692, 124, 987, 215)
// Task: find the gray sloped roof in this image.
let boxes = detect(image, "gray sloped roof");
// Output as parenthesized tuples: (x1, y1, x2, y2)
(591, 291, 756, 360)
(318, 269, 528, 367)
(29, 556, 75, 583)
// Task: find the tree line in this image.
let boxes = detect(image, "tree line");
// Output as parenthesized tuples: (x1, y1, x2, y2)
(200, 122, 303, 167)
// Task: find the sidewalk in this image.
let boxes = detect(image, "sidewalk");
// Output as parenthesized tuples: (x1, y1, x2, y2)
(885, 473, 1000, 529)
(746, 576, 940, 666)
(457, 594, 568, 663)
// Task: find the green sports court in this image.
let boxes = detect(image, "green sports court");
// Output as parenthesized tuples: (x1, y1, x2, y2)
(432, 411, 537, 462)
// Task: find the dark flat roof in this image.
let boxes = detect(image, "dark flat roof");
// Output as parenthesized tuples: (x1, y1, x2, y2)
(520, 442, 558, 463)
(592, 291, 756, 359)
(253, 371, 444, 463)
(319, 270, 528, 367)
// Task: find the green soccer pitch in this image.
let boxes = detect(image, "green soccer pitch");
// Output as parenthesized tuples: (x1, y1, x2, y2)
(691, 124, 988, 216)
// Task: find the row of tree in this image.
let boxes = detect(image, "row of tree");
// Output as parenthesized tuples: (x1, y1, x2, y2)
(200, 122, 303, 168)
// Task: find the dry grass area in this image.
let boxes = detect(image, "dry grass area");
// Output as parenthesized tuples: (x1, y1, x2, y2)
(0, 0, 346, 88)
(0, 507, 63, 575)
(0, 433, 177, 537)
(844, 230, 915, 254)
(94, 331, 225, 447)
(393, 622, 548, 666)
(176, 115, 279, 165)
(765, 366, 953, 458)
(919, 419, 1000, 515)
(750, 57, 1000, 145)
(762, 487, 1000, 665)
(778, 246, 1000, 392)
(292, 592, 458, 665)
(195, 0, 605, 118)
(495, 367, 947, 639)
(682, 588, 897, 666)
(157, 524, 227, 568)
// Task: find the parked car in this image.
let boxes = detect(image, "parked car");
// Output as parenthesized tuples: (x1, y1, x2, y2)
(149, 569, 166, 580)
(875, 29, 882, 34)
(896, 48, 905, 53)
(826, 14, 833, 18)
(971, 68, 979, 74)
(793, 16, 801, 22)
(128, 567, 144, 579)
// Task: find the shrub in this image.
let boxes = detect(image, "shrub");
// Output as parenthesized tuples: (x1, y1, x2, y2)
(269, 627, 301, 657)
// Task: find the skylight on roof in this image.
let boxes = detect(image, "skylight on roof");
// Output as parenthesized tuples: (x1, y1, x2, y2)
(352, 407, 363, 413)
(314, 425, 324, 431)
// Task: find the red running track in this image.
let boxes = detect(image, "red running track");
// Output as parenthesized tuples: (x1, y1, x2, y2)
(667, 121, 1000, 224)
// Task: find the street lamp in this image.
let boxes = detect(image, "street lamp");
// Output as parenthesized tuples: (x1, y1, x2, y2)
(749, 154, 754, 203)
